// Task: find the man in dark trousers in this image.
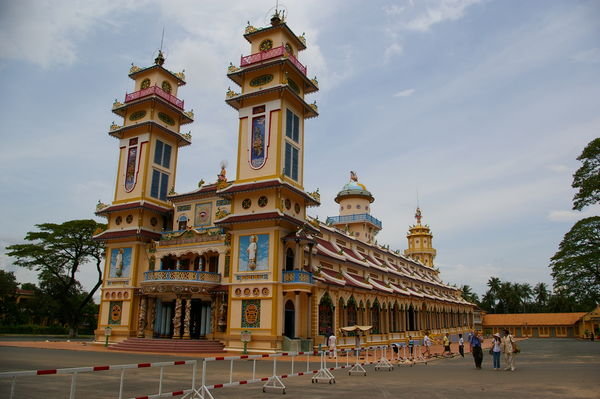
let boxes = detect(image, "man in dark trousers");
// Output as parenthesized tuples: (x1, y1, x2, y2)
(469, 330, 483, 369)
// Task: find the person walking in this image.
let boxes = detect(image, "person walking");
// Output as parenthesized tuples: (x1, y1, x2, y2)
(443, 333, 452, 356)
(491, 333, 502, 370)
(408, 335, 415, 360)
(458, 333, 465, 357)
(327, 332, 337, 359)
(469, 330, 484, 369)
(423, 332, 432, 358)
(502, 329, 516, 371)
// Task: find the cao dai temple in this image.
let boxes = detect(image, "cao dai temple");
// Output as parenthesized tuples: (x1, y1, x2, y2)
(94, 12, 475, 352)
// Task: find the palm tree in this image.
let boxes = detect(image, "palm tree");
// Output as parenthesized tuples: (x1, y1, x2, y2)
(460, 285, 479, 304)
(486, 277, 502, 312)
(533, 282, 550, 311)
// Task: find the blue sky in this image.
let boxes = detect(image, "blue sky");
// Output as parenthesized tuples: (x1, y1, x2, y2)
(1, 0, 598, 298)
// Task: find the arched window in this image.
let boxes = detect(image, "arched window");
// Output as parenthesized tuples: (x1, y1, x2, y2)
(178, 215, 188, 231)
(347, 297, 357, 328)
(285, 248, 294, 271)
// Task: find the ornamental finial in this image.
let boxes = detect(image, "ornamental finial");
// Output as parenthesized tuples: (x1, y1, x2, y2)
(415, 207, 422, 224)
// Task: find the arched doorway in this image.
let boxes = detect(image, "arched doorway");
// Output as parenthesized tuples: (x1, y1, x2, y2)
(347, 297, 357, 327)
(318, 293, 334, 336)
(284, 300, 295, 338)
(408, 305, 415, 331)
(285, 248, 294, 271)
(371, 300, 381, 333)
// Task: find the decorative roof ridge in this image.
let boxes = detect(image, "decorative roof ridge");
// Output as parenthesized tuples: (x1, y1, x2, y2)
(128, 63, 186, 85)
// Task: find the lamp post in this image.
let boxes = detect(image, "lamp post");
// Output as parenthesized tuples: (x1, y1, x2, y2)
(104, 326, 112, 347)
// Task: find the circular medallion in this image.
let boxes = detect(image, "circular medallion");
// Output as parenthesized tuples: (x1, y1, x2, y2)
(285, 199, 291, 210)
(115, 216, 122, 225)
(141, 79, 151, 89)
(158, 112, 175, 126)
(294, 203, 301, 214)
(258, 196, 268, 207)
(150, 217, 158, 226)
(250, 74, 274, 87)
(161, 81, 172, 93)
(259, 39, 273, 51)
(129, 110, 147, 121)
(262, 287, 269, 296)
(235, 288, 242, 296)
(243, 288, 251, 296)
(253, 288, 260, 296)
(126, 214, 133, 224)
(285, 43, 293, 55)
(242, 198, 252, 209)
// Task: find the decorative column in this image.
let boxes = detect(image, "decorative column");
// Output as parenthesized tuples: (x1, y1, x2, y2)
(165, 305, 172, 336)
(137, 296, 147, 338)
(146, 297, 156, 337)
(183, 298, 192, 339)
(294, 292, 300, 338)
(172, 296, 183, 339)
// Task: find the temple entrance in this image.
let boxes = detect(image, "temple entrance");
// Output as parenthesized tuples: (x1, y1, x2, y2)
(318, 293, 334, 336)
(190, 300, 212, 338)
(408, 305, 415, 331)
(284, 300, 295, 338)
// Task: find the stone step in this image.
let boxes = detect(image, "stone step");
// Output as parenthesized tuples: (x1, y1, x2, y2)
(110, 338, 225, 353)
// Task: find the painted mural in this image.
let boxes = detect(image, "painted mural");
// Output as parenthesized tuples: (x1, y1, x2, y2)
(239, 234, 269, 271)
(110, 247, 132, 278)
(250, 116, 266, 168)
(124, 146, 138, 191)
(194, 202, 212, 227)
(109, 301, 123, 325)
(241, 299, 261, 328)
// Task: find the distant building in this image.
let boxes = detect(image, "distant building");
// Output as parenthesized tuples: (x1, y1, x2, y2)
(482, 306, 600, 338)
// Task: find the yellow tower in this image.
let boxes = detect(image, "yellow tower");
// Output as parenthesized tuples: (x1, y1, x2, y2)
(326, 171, 382, 244)
(215, 11, 320, 351)
(404, 207, 437, 267)
(94, 52, 194, 340)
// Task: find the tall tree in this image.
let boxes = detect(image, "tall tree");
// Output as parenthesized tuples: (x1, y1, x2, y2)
(572, 137, 600, 211)
(6, 220, 106, 337)
(0, 270, 19, 325)
(550, 216, 600, 308)
(533, 282, 550, 311)
(460, 285, 479, 304)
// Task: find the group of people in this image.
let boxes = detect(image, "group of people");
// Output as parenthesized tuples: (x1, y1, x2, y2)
(468, 329, 517, 371)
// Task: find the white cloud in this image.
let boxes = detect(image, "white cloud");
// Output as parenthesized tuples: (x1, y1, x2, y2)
(570, 47, 600, 64)
(393, 88, 416, 97)
(547, 207, 600, 222)
(384, 42, 404, 61)
(384, 0, 481, 32)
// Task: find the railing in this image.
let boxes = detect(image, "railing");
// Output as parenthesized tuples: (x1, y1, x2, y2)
(124, 85, 184, 109)
(144, 270, 221, 283)
(282, 270, 313, 284)
(326, 213, 383, 229)
(240, 45, 307, 75)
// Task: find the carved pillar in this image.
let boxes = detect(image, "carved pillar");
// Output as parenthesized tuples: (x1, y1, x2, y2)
(183, 298, 191, 339)
(147, 297, 156, 337)
(137, 296, 147, 338)
(172, 296, 182, 339)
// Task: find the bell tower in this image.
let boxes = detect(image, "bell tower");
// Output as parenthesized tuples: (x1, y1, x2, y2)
(216, 11, 321, 352)
(94, 52, 194, 341)
(404, 207, 437, 267)
(225, 11, 319, 188)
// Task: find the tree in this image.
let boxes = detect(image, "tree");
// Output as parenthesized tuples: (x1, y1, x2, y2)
(533, 282, 550, 311)
(6, 220, 106, 337)
(0, 270, 19, 325)
(550, 216, 600, 308)
(460, 285, 479, 304)
(572, 137, 600, 211)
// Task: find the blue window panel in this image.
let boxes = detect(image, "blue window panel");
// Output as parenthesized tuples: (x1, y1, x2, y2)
(151, 170, 160, 198)
(159, 172, 169, 201)
(154, 140, 163, 165)
(292, 146, 299, 180)
(284, 142, 292, 178)
(162, 144, 171, 168)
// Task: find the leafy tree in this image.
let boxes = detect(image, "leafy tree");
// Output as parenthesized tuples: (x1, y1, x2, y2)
(0, 270, 19, 325)
(6, 220, 106, 337)
(533, 282, 550, 311)
(460, 285, 479, 304)
(550, 216, 600, 307)
(572, 137, 600, 210)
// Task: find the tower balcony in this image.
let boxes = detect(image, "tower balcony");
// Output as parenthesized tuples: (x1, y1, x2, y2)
(282, 270, 314, 284)
(240, 45, 307, 75)
(124, 85, 184, 110)
(326, 213, 383, 229)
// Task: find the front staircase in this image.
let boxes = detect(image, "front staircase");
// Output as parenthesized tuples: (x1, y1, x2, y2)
(109, 338, 225, 353)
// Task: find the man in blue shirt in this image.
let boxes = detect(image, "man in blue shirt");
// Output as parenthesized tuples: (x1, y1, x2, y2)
(469, 330, 483, 369)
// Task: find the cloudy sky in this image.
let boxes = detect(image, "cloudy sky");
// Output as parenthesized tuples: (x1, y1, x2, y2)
(1, 0, 598, 298)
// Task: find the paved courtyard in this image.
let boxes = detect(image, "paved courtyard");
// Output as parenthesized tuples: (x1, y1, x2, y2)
(0, 338, 598, 398)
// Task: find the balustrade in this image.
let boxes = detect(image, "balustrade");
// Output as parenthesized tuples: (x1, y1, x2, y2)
(144, 270, 221, 283)
(124, 85, 184, 109)
(240, 45, 307, 75)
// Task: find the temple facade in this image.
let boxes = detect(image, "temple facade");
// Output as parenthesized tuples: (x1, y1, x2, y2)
(94, 12, 475, 352)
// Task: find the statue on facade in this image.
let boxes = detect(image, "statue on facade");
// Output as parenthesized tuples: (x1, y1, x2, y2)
(350, 170, 358, 182)
(415, 207, 422, 224)
(247, 235, 258, 270)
